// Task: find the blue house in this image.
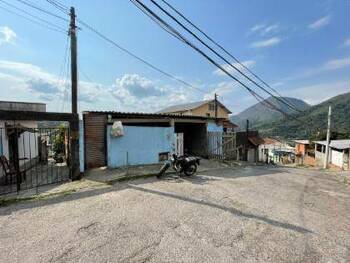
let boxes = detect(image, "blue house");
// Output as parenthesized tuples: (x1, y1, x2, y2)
(82, 111, 227, 170)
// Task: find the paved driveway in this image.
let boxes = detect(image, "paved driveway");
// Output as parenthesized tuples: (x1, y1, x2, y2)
(1, 166, 349, 262)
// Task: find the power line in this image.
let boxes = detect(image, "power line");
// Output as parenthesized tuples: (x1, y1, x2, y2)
(158, 0, 300, 112)
(45, 0, 208, 94)
(61, 49, 71, 113)
(130, 1, 285, 113)
(129, 0, 317, 127)
(76, 19, 207, 94)
(46, 0, 69, 14)
(56, 36, 70, 112)
(14, 0, 69, 22)
(0, 0, 67, 33)
(149, 0, 301, 114)
(0, 3, 66, 34)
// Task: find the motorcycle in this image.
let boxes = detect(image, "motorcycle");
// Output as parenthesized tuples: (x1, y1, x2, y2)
(157, 154, 201, 178)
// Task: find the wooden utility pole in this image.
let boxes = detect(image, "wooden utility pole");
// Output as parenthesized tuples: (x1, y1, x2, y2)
(214, 93, 218, 119)
(324, 105, 332, 169)
(69, 6, 80, 180)
(70, 7, 78, 114)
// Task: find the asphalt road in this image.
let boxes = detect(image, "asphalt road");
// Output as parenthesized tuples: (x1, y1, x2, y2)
(1, 166, 349, 262)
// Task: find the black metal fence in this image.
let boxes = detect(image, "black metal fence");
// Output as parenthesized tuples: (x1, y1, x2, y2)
(0, 126, 71, 195)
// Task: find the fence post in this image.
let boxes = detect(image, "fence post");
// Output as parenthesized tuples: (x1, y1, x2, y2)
(13, 128, 21, 192)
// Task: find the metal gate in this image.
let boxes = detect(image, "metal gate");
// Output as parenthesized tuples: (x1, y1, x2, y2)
(207, 132, 236, 160)
(174, 133, 184, 156)
(0, 126, 71, 195)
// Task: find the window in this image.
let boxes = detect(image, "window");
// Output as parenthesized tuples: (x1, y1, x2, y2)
(208, 102, 215, 111)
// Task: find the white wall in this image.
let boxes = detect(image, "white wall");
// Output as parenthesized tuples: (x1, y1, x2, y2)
(0, 121, 39, 164)
(258, 143, 294, 163)
(331, 149, 344, 169)
(18, 131, 39, 167)
(0, 121, 9, 159)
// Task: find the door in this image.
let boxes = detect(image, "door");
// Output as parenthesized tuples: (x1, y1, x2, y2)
(174, 133, 184, 156)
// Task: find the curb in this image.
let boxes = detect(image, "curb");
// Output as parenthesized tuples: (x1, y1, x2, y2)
(104, 168, 218, 184)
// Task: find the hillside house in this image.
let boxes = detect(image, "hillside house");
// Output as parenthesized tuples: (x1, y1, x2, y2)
(258, 138, 295, 164)
(157, 99, 237, 132)
(82, 111, 226, 169)
(314, 140, 350, 170)
(295, 140, 310, 156)
(294, 140, 314, 165)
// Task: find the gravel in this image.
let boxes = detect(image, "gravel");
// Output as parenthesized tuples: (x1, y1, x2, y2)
(0, 165, 349, 262)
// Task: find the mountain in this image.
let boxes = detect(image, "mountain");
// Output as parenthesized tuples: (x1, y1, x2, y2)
(230, 97, 310, 130)
(256, 92, 350, 139)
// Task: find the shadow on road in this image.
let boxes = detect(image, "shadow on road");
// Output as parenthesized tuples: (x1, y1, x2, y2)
(128, 184, 313, 234)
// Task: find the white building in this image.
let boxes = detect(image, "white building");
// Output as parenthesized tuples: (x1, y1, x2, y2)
(0, 101, 46, 168)
(258, 138, 295, 164)
(314, 140, 350, 170)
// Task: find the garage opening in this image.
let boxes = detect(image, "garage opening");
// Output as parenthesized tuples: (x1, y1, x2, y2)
(174, 122, 207, 156)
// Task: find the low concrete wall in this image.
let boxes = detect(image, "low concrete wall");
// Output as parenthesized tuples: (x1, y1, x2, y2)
(107, 125, 174, 168)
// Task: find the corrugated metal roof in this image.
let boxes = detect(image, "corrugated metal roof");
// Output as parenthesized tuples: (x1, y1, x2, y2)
(262, 137, 281, 145)
(157, 99, 232, 114)
(248, 136, 265, 146)
(83, 110, 225, 121)
(314, 139, 350, 150)
(294, 140, 310, 144)
(157, 100, 210, 113)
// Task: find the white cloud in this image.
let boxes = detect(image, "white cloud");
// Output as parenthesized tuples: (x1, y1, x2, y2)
(251, 24, 265, 32)
(250, 37, 281, 48)
(0, 60, 55, 81)
(0, 61, 201, 113)
(261, 24, 279, 35)
(308, 15, 331, 30)
(271, 82, 284, 87)
(343, 37, 350, 47)
(0, 60, 109, 109)
(111, 73, 196, 112)
(323, 56, 350, 70)
(283, 56, 350, 81)
(203, 81, 237, 100)
(0, 26, 16, 45)
(113, 74, 165, 98)
(287, 80, 350, 105)
(213, 60, 256, 76)
(249, 23, 279, 36)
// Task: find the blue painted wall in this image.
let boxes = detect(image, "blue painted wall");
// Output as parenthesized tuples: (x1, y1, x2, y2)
(79, 120, 84, 173)
(207, 121, 223, 132)
(107, 125, 174, 168)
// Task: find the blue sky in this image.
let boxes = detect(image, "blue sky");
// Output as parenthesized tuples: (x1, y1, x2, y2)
(0, 0, 349, 114)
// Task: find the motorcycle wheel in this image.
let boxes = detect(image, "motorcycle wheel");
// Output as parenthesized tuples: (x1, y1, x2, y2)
(157, 162, 170, 178)
(184, 163, 197, 176)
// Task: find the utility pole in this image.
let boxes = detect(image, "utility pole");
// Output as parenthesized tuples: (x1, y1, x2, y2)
(70, 7, 77, 114)
(69, 6, 80, 180)
(214, 93, 218, 119)
(324, 105, 332, 169)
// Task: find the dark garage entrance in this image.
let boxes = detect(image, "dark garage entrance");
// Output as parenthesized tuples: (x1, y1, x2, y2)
(174, 122, 207, 156)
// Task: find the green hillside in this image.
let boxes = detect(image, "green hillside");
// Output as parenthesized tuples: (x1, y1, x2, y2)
(256, 92, 350, 139)
(230, 97, 310, 130)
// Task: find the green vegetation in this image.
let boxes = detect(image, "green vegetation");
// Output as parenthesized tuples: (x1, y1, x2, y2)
(53, 124, 66, 162)
(256, 92, 350, 139)
(230, 97, 310, 130)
